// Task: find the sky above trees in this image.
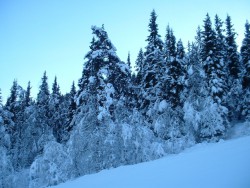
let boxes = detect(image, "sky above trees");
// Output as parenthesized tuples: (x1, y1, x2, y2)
(0, 0, 249, 102)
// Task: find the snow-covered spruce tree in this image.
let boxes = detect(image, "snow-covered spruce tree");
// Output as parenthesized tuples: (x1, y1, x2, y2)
(4, 80, 32, 170)
(164, 28, 186, 109)
(30, 72, 55, 156)
(241, 20, 250, 120)
(0, 115, 14, 188)
(29, 75, 72, 187)
(135, 48, 145, 86)
(201, 14, 227, 104)
(25, 81, 32, 107)
(164, 25, 176, 61)
(225, 15, 241, 78)
(139, 10, 165, 118)
(241, 20, 250, 72)
(156, 27, 191, 149)
(127, 52, 132, 76)
(0, 91, 14, 187)
(5, 80, 19, 123)
(224, 15, 242, 121)
(125, 52, 138, 109)
(213, 15, 230, 107)
(49, 76, 64, 142)
(199, 13, 227, 140)
(63, 81, 77, 142)
(184, 39, 206, 141)
(185, 42, 221, 142)
(69, 25, 130, 175)
(11, 81, 35, 170)
(54, 93, 72, 144)
(176, 39, 185, 60)
(0, 88, 2, 105)
(133, 48, 145, 108)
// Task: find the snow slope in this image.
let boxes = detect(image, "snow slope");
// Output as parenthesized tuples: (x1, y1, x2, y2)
(52, 136, 250, 188)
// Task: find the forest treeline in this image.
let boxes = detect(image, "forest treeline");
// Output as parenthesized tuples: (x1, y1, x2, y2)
(0, 10, 250, 188)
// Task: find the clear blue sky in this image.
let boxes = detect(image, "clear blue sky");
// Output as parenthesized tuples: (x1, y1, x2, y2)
(0, 0, 249, 103)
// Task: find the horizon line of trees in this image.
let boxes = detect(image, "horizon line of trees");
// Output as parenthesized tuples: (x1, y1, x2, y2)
(0, 10, 250, 188)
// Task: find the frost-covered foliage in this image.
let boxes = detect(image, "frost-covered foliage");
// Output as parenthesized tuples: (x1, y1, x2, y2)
(154, 103, 194, 153)
(68, 103, 166, 178)
(241, 20, 250, 120)
(184, 98, 226, 142)
(138, 10, 165, 115)
(0, 125, 13, 188)
(29, 141, 74, 188)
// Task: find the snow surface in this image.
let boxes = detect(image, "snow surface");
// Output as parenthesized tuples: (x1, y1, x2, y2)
(52, 135, 250, 188)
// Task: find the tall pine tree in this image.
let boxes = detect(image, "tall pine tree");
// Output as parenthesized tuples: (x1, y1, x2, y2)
(200, 13, 227, 139)
(140, 10, 165, 116)
(241, 20, 250, 119)
(225, 15, 240, 78)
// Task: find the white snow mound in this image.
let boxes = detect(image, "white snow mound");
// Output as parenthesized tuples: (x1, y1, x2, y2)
(52, 135, 250, 188)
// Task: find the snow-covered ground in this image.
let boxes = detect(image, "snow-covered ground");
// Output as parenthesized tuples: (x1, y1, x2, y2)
(52, 135, 250, 188)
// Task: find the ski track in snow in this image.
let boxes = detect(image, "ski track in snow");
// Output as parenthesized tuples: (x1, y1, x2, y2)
(52, 135, 250, 188)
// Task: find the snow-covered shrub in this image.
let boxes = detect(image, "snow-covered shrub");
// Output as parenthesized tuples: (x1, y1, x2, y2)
(153, 105, 194, 153)
(0, 122, 14, 188)
(184, 97, 226, 142)
(0, 146, 14, 188)
(11, 169, 30, 188)
(29, 141, 74, 188)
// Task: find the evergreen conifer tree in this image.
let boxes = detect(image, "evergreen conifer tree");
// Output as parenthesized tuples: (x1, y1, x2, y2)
(5, 80, 18, 120)
(224, 15, 242, 120)
(135, 48, 144, 86)
(25, 81, 32, 107)
(201, 13, 227, 104)
(49, 76, 62, 141)
(214, 15, 226, 63)
(225, 15, 240, 78)
(37, 71, 50, 107)
(63, 81, 77, 140)
(176, 39, 185, 59)
(200, 13, 227, 138)
(241, 20, 250, 89)
(127, 52, 131, 72)
(68, 81, 77, 127)
(0, 88, 2, 106)
(241, 20, 250, 119)
(164, 25, 176, 60)
(140, 10, 165, 115)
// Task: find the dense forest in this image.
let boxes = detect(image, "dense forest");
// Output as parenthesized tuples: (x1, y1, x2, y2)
(0, 10, 250, 188)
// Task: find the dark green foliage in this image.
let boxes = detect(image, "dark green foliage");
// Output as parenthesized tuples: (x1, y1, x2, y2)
(25, 81, 32, 107)
(214, 15, 226, 61)
(225, 15, 240, 78)
(140, 10, 165, 113)
(201, 14, 217, 65)
(145, 10, 163, 52)
(241, 20, 250, 120)
(127, 52, 131, 71)
(0, 89, 2, 106)
(135, 48, 144, 86)
(176, 39, 185, 59)
(201, 13, 227, 105)
(5, 80, 18, 115)
(68, 81, 77, 125)
(37, 71, 50, 106)
(166, 59, 185, 107)
(164, 25, 176, 60)
(241, 20, 250, 89)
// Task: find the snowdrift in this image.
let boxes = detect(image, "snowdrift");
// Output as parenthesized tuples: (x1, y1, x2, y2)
(52, 135, 250, 188)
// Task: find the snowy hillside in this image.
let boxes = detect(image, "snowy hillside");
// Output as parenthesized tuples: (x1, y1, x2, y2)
(52, 135, 250, 188)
